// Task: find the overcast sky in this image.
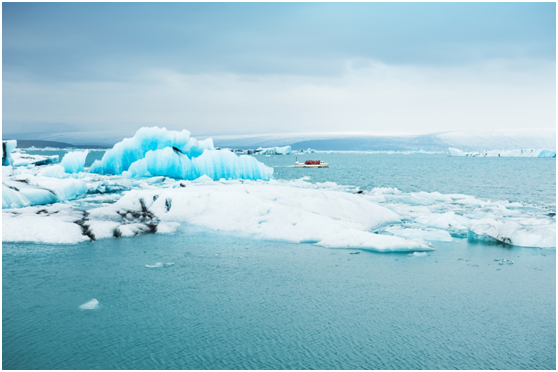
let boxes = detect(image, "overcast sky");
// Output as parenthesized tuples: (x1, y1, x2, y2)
(2, 2, 556, 139)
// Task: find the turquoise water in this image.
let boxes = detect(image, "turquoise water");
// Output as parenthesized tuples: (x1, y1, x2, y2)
(3, 153, 556, 369)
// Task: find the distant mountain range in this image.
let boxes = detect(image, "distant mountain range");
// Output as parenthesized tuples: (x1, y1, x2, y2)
(3, 128, 555, 152)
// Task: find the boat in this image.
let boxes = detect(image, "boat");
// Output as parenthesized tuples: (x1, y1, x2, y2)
(295, 158, 329, 168)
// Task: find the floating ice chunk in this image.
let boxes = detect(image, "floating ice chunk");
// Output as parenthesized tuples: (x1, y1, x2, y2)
(79, 299, 99, 310)
(468, 218, 556, 248)
(89, 126, 214, 174)
(2, 140, 17, 166)
(61, 150, 88, 173)
(145, 262, 174, 268)
(12, 152, 59, 167)
(408, 252, 428, 257)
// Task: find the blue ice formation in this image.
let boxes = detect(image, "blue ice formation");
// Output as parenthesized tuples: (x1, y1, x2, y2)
(255, 146, 292, 155)
(61, 150, 89, 173)
(124, 146, 273, 181)
(90, 127, 214, 175)
(2, 140, 17, 166)
(91, 127, 273, 180)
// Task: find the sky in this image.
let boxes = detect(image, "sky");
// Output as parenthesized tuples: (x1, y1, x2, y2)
(2, 2, 556, 142)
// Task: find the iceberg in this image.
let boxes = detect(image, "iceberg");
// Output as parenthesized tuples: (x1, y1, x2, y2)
(255, 146, 292, 155)
(61, 150, 88, 173)
(89, 127, 273, 181)
(89, 127, 214, 175)
(447, 147, 556, 158)
(2, 140, 17, 166)
(124, 147, 272, 181)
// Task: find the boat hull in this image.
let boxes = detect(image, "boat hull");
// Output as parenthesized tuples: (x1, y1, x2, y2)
(294, 164, 329, 168)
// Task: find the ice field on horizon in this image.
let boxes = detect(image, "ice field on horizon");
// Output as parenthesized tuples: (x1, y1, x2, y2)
(447, 147, 556, 158)
(2, 130, 556, 251)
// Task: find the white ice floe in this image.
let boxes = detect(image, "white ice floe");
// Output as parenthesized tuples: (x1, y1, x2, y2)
(2, 176, 87, 209)
(3, 175, 555, 249)
(11, 152, 60, 167)
(83, 180, 429, 251)
(364, 187, 555, 248)
(468, 218, 556, 248)
(3, 204, 90, 244)
(448, 147, 556, 158)
(61, 150, 88, 173)
(79, 299, 99, 310)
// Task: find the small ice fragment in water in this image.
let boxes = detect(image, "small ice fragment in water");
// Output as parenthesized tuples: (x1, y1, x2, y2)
(79, 299, 99, 310)
(408, 252, 428, 257)
(146, 262, 164, 268)
(164, 262, 174, 267)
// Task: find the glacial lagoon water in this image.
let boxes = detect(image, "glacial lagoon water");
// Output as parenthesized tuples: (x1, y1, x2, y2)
(3, 152, 556, 369)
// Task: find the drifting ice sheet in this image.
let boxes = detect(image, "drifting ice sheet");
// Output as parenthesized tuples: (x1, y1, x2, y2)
(84, 181, 430, 251)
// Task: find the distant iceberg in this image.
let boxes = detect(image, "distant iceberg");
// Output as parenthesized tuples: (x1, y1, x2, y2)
(448, 147, 556, 158)
(90, 127, 273, 180)
(255, 146, 292, 155)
